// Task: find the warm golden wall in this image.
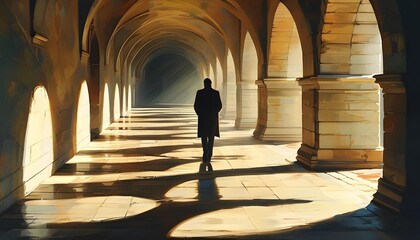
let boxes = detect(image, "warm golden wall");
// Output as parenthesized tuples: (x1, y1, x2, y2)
(0, 0, 120, 213)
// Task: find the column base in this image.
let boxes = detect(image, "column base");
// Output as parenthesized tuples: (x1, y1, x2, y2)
(221, 111, 236, 120)
(235, 118, 256, 129)
(372, 178, 404, 212)
(297, 144, 383, 170)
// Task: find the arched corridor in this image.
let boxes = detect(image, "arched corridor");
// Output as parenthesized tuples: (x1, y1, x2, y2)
(1, 0, 420, 239)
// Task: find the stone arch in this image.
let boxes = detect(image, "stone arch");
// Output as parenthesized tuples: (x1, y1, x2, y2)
(254, 2, 303, 141)
(32, 1, 51, 38)
(22, 85, 54, 196)
(80, 0, 102, 53)
(122, 85, 127, 117)
(110, 13, 224, 74)
(215, 58, 223, 92)
(102, 83, 111, 129)
(208, 64, 215, 85)
(127, 84, 132, 112)
(113, 83, 121, 121)
(122, 79, 133, 115)
(235, 32, 258, 129)
(281, 0, 315, 76)
(320, 0, 383, 75)
(220, 49, 237, 119)
(76, 80, 90, 152)
(369, 0, 405, 74)
(268, 3, 303, 78)
(241, 32, 258, 81)
(88, 33, 100, 139)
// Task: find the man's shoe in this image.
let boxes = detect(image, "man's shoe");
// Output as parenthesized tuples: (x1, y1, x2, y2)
(199, 162, 206, 172)
(206, 162, 213, 171)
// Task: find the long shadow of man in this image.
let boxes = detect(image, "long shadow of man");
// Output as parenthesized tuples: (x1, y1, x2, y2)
(194, 78, 222, 172)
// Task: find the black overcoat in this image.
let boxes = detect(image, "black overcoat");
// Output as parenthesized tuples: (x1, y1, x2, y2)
(194, 87, 222, 137)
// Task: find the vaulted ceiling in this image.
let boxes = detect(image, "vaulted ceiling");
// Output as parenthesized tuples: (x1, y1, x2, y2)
(81, 0, 265, 77)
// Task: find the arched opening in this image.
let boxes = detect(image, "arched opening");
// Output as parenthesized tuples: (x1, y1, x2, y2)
(136, 52, 201, 107)
(22, 85, 54, 196)
(267, 3, 303, 78)
(235, 32, 258, 129)
(102, 83, 111, 129)
(122, 85, 127, 117)
(208, 64, 215, 85)
(320, 1, 383, 75)
(221, 49, 236, 119)
(113, 84, 120, 121)
(127, 84, 132, 112)
(254, 2, 303, 141)
(216, 58, 223, 92)
(76, 80, 90, 152)
(241, 33, 258, 80)
(88, 34, 100, 139)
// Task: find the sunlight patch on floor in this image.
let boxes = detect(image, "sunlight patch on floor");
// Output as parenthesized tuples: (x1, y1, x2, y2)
(169, 201, 364, 238)
(23, 196, 159, 225)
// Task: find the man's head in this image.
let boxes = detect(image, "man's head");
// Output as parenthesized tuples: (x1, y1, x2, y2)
(204, 78, 212, 88)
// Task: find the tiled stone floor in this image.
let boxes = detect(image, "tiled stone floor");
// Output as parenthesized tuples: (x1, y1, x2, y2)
(0, 107, 419, 239)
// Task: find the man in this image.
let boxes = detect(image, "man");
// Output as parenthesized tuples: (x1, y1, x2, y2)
(194, 78, 222, 171)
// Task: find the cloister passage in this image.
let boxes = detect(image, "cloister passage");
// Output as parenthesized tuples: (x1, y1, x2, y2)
(1, 0, 420, 239)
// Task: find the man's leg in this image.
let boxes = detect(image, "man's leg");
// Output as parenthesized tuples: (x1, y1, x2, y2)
(207, 136, 215, 162)
(201, 137, 209, 162)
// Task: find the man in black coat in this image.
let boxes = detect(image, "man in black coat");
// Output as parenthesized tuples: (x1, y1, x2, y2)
(194, 78, 222, 167)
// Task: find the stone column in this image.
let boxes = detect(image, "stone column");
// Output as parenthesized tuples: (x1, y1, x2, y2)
(235, 81, 258, 129)
(220, 81, 236, 120)
(253, 78, 302, 141)
(297, 75, 383, 169)
(372, 74, 406, 212)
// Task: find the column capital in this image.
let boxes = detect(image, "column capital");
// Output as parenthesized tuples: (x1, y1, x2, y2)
(298, 75, 378, 90)
(255, 79, 265, 87)
(264, 77, 298, 81)
(80, 51, 90, 64)
(260, 78, 300, 89)
(374, 74, 406, 93)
